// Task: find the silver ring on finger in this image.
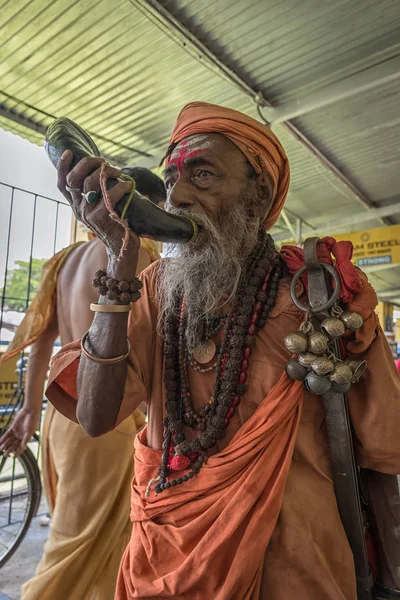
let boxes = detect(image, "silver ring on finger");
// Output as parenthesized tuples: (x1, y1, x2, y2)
(81, 190, 99, 204)
(66, 185, 82, 193)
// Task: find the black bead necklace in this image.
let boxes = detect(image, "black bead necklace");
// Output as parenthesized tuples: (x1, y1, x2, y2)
(153, 231, 282, 494)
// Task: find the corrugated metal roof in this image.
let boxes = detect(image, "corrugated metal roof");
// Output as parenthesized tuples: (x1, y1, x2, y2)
(0, 114, 43, 146)
(291, 78, 400, 206)
(163, 0, 400, 103)
(0, 0, 399, 300)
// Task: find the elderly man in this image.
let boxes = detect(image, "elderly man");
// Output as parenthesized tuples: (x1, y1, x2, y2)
(0, 169, 164, 600)
(46, 103, 400, 600)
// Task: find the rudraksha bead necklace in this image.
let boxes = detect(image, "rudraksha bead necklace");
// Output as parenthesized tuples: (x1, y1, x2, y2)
(202, 314, 228, 339)
(153, 231, 282, 494)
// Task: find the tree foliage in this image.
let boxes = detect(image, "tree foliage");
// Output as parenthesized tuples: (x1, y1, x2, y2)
(1, 259, 46, 311)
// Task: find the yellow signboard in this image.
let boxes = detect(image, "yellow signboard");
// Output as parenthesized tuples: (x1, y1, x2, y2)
(0, 353, 20, 405)
(333, 225, 400, 268)
(0, 352, 23, 427)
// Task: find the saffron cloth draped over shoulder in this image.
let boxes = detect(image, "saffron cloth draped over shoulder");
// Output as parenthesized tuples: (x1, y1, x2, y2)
(0, 242, 85, 365)
(166, 101, 290, 230)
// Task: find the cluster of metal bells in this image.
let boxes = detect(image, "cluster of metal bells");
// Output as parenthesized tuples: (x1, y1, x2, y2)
(284, 309, 366, 395)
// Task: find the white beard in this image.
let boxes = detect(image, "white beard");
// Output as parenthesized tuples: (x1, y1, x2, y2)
(158, 198, 261, 352)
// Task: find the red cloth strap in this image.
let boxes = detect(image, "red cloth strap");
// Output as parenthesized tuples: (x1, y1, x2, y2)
(280, 238, 379, 354)
(280, 237, 361, 304)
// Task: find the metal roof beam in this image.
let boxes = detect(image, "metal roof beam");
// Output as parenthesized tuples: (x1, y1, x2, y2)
(276, 120, 377, 211)
(0, 103, 46, 135)
(133, 0, 387, 223)
(0, 102, 128, 167)
(280, 209, 297, 240)
(273, 199, 400, 242)
(378, 288, 400, 298)
(0, 89, 153, 161)
(362, 262, 399, 275)
(262, 55, 400, 124)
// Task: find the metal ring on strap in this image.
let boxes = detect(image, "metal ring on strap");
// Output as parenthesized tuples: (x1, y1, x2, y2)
(290, 263, 341, 314)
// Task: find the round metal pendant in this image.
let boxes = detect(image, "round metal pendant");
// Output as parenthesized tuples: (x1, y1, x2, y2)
(192, 339, 217, 364)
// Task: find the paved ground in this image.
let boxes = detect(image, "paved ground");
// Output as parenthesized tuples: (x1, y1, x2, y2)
(0, 499, 48, 600)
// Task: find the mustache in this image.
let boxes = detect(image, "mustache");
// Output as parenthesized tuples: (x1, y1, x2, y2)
(166, 207, 213, 230)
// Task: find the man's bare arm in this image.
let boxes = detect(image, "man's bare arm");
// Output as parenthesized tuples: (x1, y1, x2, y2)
(57, 151, 141, 437)
(0, 315, 58, 455)
(25, 315, 59, 414)
(76, 312, 130, 437)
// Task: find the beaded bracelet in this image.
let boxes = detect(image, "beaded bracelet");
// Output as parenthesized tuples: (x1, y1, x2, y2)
(92, 269, 143, 304)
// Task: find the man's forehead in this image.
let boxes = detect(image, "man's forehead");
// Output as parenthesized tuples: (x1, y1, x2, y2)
(164, 132, 245, 177)
(169, 134, 217, 161)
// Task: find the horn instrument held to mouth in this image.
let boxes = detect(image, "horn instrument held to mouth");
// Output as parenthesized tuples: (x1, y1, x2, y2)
(45, 117, 198, 244)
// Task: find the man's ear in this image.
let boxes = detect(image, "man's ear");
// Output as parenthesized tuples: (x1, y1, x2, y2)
(253, 172, 276, 220)
(256, 172, 276, 205)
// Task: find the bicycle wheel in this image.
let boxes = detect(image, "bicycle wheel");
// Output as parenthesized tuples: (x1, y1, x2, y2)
(0, 446, 42, 567)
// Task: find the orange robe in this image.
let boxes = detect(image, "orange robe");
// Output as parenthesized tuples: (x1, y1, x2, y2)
(22, 407, 143, 600)
(46, 262, 400, 600)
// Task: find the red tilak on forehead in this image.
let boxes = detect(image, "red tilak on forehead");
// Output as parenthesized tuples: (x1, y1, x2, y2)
(167, 139, 207, 174)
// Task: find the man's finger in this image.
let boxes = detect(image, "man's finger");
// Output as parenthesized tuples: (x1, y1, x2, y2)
(2, 441, 17, 457)
(57, 150, 73, 199)
(83, 164, 122, 197)
(66, 156, 105, 191)
(80, 165, 122, 201)
(15, 441, 27, 457)
(0, 431, 13, 449)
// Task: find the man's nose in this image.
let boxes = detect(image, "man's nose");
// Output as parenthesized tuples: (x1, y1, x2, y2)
(168, 177, 196, 210)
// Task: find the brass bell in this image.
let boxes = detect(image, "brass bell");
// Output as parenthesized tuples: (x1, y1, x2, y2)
(305, 372, 332, 395)
(311, 356, 334, 376)
(298, 352, 317, 368)
(298, 321, 313, 335)
(320, 317, 346, 339)
(329, 363, 353, 385)
(340, 311, 363, 331)
(285, 359, 308, 381)
(308, 332, 329, 355)
(284, 331, 308, 354)
(345, 359, 367, 382)
(331, 381, 352, 394)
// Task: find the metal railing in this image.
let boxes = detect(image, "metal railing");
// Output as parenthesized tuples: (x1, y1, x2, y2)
(0, 182, 69, 567)
(0, 181, 70, 347)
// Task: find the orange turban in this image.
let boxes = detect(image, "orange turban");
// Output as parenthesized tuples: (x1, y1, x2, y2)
(167, 102, 290, 230)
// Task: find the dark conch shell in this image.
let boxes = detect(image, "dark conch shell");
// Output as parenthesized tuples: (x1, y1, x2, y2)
(45, 117, 197, 244)
(45, 117, 100, 171)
